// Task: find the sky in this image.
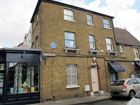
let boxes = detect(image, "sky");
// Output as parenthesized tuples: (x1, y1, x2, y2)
(0, 0, 140, 48)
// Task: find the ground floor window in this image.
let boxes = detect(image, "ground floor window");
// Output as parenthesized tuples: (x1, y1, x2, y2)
(66, 64, 78, 86)
(110, 72, 117, 82)
(8, 63, 40, 95)
(0, 64, 4, 95)
(136, 70, 140, 78)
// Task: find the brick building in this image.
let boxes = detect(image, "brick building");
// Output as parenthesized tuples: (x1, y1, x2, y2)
(30, 0, 140, 102)
(114, 27, 140, 79)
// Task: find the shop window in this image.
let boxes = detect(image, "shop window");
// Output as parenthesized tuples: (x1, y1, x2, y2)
(0, 64, 4, 95)
(8, 63, 39, 95)
(110, 72, 117, 82)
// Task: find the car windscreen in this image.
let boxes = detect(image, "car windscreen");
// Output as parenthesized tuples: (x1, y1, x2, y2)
(112, 80, 125, 86)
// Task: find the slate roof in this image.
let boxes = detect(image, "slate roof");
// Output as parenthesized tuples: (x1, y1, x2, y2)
(114, 27, 140, 46)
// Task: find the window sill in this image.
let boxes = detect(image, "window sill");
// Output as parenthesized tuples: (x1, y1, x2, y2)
(120, 51, 124, 53)
(89, 49, 99, 54)
(64, 47, 80, 54)
(66, 85, 80, 89)
(104, 27, 112, 30)
(87, 24, 95, 26)
(107, 50, 117, 56)
(64, 19, 76, 23)
(134, 58, 140, 61)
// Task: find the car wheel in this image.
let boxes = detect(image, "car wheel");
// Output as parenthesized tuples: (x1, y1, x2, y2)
(129, 91, 136, 99)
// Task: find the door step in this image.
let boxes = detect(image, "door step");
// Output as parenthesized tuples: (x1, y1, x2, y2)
(94, 92, 100, 96)
(90, 91, 106, 96)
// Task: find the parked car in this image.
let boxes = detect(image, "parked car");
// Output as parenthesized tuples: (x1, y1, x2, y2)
(110, 78, 140, 98)
(127, 91, 140, 105)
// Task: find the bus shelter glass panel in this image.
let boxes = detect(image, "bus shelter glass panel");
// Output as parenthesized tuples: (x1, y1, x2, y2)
(0, 64, 4, 95)
(8, 63, 39, 95)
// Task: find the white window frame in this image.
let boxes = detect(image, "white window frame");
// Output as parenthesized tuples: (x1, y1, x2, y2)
(64, 9, 74, 21)
(89, 35, 95, 49)
(134, 48, 139, 60)
(65, 32, 76, 48)
(119, 45, 123, 52)
(66, 64, 79, 88)
(103, 19, 110, 29)
(87, 15, 93, 25)
(106, 38, 113, 52)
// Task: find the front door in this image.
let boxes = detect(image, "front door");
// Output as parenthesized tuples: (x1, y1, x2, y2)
(91, 67, 99, 92)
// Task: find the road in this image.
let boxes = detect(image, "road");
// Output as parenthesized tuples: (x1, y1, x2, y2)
(78, 98, 129, 105)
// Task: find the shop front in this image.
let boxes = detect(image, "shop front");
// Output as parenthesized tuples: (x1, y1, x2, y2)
(135, 61, 140, 78)
(0, 48, 41, 105)
(108, 61, 125, 82)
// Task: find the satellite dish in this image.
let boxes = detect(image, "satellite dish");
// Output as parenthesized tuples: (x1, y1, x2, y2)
(50, 42, 56, 49)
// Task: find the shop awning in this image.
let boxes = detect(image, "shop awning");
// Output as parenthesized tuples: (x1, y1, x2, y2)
(135, 62, 140, 67)
(108, 62, 125, 72)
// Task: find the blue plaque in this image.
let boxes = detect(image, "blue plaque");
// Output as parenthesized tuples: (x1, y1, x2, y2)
(50, 42, 56, 49)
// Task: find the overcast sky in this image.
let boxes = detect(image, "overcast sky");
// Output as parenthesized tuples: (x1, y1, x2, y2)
(0, 0, 140, 48)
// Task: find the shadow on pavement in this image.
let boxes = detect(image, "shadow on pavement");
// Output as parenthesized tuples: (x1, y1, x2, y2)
(74, 97, 130, 105)
(111, 96, 130, 101)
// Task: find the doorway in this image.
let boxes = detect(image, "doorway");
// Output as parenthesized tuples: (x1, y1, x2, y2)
(91, 67, 99, 92)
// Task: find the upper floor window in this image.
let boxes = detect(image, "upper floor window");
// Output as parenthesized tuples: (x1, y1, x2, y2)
(87, 15, 93, 25)
(65, 32, 75, 48)
(66, 64, 78, 87)
(103, 19, 110, 29)
(106, 38, 113, 51)
(134, 48, 139, 59)
(120, 45, 123, 52)
(64, 9, 74, 21)
(89, 35, 95, 49)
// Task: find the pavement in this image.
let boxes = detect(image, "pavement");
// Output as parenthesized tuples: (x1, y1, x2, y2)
(29, 92, 111, 105)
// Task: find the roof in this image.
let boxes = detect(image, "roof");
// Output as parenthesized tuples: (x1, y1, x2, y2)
(114, 27, 140, 46)
(30, 0, 114, 23)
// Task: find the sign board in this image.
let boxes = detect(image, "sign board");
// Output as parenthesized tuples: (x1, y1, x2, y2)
(50, 42, 56, 49)
(43, 53, 56, 57)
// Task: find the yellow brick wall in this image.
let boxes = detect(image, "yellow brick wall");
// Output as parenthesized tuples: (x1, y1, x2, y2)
(31, 1, 140, 101)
